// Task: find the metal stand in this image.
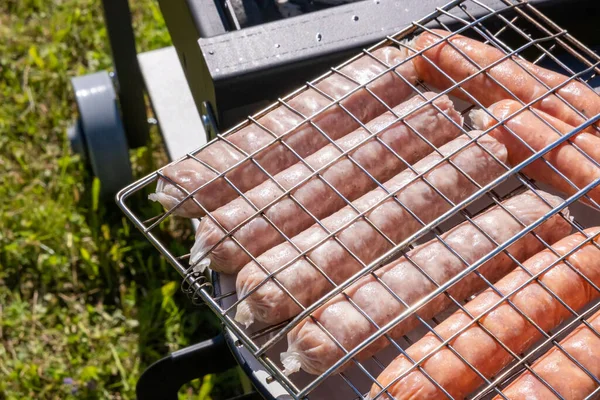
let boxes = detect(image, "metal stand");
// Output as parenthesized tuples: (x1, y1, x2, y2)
(100, 0, 149, 148)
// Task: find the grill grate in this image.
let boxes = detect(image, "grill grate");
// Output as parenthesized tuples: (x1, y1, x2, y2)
(117, 0, 600, 398)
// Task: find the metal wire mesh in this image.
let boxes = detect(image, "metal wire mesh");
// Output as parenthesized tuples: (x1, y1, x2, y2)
(117, 0, 600, 398)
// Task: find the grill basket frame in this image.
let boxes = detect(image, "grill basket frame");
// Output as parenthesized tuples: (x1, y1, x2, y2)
(118, 1, 600, 398)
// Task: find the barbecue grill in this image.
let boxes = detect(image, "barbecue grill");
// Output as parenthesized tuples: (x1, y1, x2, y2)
(117, 0, 600, 398)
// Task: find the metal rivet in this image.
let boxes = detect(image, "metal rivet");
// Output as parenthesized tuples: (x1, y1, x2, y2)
(274, 43, 280, 48)
(352, 15, 359, 21)
(208, 50, 214, 55)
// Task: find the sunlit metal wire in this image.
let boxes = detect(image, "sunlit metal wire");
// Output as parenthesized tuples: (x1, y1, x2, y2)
(117, 0, 600, 398)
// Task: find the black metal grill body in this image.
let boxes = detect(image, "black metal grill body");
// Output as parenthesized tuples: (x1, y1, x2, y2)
(157, 0, 598, 133)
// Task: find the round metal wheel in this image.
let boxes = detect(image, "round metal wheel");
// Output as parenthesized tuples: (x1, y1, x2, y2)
(68, 71, 133, 197)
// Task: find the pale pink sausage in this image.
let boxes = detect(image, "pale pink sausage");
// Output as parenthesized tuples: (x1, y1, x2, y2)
(369, 229, 600, 400)
(150, 47, 418, 217)
(282, 190, 571, 376)
(190, 93, 463, 274)
(235, 134, 507, 327)
(471, 100, 600, 203)
(494, 308, 600, 400)
(411, 29, 600, 132)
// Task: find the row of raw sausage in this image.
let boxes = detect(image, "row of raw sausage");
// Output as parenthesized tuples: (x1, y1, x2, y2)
(495, 307, 600, 400)
(150, 47, 417, 217)
(369, 228, 600, 399)
(235, 133, 507, 327)
(410, 29, 600, 133)
(151, 27, 600, 220)
(358, 29, 600, 400)
(281, 190, 571, 376)
(190, 93, 463, 274)
(471, 100, 600, 204)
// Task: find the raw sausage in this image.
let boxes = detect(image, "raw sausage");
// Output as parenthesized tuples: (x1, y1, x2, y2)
(369, 228, 600, 400)
(150, 47, 418, 217)
(236, 134, 507, 327)
(494, 308, 600, 400)
(235, 133, 507, 327)
(191, 93, 463, 274)
(191, 93, 461, 273)
(282, 190, 571, 375)
(370, 228, 600, 400)
(410, 29, 600, 132)
(471, 100, 600, 203)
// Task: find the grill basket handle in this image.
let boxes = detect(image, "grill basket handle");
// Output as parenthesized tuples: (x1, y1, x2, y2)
(136, 333, 254, 399)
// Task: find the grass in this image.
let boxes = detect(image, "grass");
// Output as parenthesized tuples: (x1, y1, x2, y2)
(0, 0, 244, 398)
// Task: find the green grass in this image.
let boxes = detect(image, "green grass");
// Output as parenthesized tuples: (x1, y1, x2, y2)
(0, 1, 243, 398)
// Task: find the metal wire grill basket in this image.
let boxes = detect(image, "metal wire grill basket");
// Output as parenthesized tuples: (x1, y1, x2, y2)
(118, 0, 600, 398)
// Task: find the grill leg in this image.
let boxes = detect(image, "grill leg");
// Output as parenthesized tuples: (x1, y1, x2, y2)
(136, 334, 238, 400)
(100, 0, 149, 148)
